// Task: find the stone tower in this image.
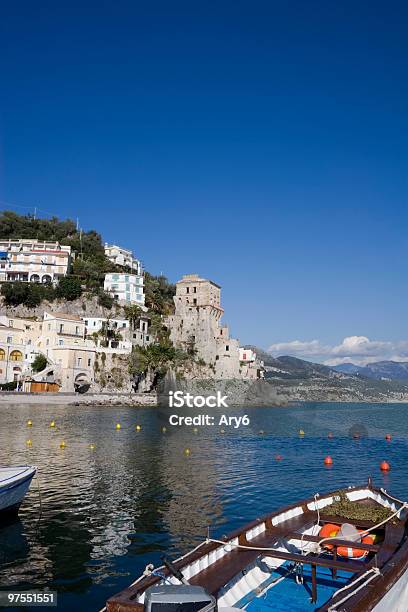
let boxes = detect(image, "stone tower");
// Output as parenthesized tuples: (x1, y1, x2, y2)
(166, 274, 241, 379)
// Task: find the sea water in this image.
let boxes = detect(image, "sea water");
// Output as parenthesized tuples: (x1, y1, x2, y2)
(0, 402, 407, 611)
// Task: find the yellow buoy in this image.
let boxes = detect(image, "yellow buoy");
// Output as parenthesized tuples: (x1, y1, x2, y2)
(26, 439, 32, 446)
(50, 420, 56, 428)
(161, 426, 167, 433)
(115, 423, 121, 430)
(135, 424, 142, 431)
(184, 448, 191, 456)
(89, 444, 95, 450)
(220, 429, 225, 434)
(193, 427, 198, 434)
(27, 420, 32, 427)
(60, 441, 66, 449)
(299, 429, 305, 436)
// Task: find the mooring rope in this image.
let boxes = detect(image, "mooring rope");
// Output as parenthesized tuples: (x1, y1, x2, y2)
(327, 567, 381, 611)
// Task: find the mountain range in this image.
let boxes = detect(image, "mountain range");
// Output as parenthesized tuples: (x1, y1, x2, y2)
(244, 347, 408, 403)
(333, 360, 408, 381)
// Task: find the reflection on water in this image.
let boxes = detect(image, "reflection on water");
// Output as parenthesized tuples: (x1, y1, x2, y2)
(0, 402, 407, 610)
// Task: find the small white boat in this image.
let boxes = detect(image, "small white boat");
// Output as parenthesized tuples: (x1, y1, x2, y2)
(0, 466, 36, 518)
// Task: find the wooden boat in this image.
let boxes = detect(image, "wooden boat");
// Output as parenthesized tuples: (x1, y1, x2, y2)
(105, 479, 408, 612)
(0, 466, 36, 519)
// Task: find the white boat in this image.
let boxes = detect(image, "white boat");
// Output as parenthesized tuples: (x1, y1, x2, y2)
(0, 466, 36, 518)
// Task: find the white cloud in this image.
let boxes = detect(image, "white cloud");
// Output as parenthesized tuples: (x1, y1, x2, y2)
(268, 336, 408, 366)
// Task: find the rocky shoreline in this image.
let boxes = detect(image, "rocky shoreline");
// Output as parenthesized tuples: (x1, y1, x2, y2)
(0, 392, 158, 406)
(2, 376, 408, 407)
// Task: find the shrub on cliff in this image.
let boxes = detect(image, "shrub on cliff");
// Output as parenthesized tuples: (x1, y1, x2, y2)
(97, 290, 114, 309)
(55, 276, 83, 301)
(1, 282, 55, 307)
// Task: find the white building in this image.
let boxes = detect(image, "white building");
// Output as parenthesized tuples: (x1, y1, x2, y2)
(0, 239, 71, 285)
(83, 317, 132, 350)
(104, 243, 143, 275)
(104, 273, 145, 307)
(239, 347, 265, 379)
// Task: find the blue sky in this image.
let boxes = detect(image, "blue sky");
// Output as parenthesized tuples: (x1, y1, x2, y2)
(0, 1, 407, 362)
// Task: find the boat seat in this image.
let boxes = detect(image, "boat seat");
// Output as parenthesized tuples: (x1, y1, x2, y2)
(189, 512, 314, 596)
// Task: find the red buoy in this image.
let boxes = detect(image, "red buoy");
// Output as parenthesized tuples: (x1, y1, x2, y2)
(385, 434, 392, 441)
(328, 432, 333, 439)
(380, 460, 390, 472)
(324, 456, 333, 466)
(275, 454, 283, 461)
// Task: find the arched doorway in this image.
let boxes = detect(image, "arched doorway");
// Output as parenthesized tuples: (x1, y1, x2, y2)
(10, 350, 23, 361)
(13, 366, 22, 382)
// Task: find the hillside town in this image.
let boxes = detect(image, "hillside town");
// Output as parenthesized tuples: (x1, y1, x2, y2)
(0, 232, 264, 393)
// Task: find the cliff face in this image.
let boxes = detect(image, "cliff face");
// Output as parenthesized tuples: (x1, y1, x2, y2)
(0, 294, 124, 320)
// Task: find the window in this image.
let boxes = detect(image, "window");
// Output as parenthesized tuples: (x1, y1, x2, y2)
(87, 358, 91, 366)
(48, 323, 51, 330)
(7, 336, 12, 344)
(9, 320, 13, 327)
(0, 349, 5, 361)
(186, 287, 190, 293)
(133, 333, 136, 339)
(85, 320, 88, 326)
(75, 326, 80, 335)
(77, 357, 82, 366)
(10, 350, 23, 361)
(59, 324, 64, 333)
(59, 339, 64, 346)
(146, 335, 149, 341)
(46, 339, 50, 346)
(226, 345, 229, 351)
(193, 298, 197, 305)
(193, 287, 197, 293)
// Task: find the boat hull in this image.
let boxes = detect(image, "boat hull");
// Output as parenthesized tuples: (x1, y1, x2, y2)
(373, 566, 408, 611)
(0, 467, 36, 519)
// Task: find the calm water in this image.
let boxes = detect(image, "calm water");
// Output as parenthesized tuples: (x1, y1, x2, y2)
(0, 402, 408, 611)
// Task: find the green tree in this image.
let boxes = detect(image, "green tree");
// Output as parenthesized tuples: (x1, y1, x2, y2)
(123, 304, 143, 328)
(128, 341, 187, 382)
(1, 282, 54, 307)
(55, 276, 83, 301)
(144, 272, 175, 314)
(32, 353, 47, 373)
